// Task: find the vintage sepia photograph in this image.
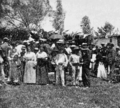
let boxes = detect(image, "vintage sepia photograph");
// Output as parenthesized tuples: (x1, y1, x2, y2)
(0, 0, 120, 108)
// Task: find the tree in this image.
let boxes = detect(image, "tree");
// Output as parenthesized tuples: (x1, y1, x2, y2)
(0, 0, 11, 18)
(53, 0, 65, 35)
(97, 22, 114, 38)
(81, 16, 92, 34)
(0, 0, 4, 18)
(2, 0, 52, 32)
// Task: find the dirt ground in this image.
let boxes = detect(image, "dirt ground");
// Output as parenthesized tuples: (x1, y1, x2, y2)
(0, 76, 120, 108)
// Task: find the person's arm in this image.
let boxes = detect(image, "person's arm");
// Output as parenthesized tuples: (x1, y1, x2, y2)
(112, 49, 116, 61)
(69, 55, 73, 66)
(8, 50, 13, 60)
(64, 54, 69, 67)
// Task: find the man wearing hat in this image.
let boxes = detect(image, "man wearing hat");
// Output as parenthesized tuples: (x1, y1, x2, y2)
(81, 43, 91, 88)
(69, 46, 82, 86)
(53, 39, 68, 86)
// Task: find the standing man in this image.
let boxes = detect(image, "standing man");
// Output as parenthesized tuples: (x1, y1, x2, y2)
(106, 43, 116, 75)
(81, 43, 91, 88)
(1, 37, 11, 79)
(53, 39, 68, 86)
(69, 46, 82, 86)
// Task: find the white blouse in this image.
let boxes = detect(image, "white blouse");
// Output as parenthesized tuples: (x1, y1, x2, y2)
(24, 52, 36, 62)
(36, 51, 48, 59)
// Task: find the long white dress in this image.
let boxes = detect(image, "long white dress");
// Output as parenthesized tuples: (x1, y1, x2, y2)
(23, 52, 37, 83)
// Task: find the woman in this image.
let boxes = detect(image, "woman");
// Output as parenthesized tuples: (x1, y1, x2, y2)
(23, 43, 37, 84)
(97, 49, 107, 79)
(36, 45, 49, 85)
(20, 46, 26, 82)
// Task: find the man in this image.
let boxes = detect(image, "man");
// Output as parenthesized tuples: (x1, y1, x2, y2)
(110, 50, 120, 83)
(64, 42, 72, 75)
(65, 42, 72, 56)
(1, 37, 11, 78)
(69, 46, 82, 86)
(52, 39, 68, 86)
(106, 43, 116, 75)
(81, 43, 91, 88)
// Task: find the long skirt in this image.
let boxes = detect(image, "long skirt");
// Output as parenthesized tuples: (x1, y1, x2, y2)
(97, 62, 107, 79)
(8, 61, 21, 82)
(24, 61, 36, 83)
(37, 64, 49, 85)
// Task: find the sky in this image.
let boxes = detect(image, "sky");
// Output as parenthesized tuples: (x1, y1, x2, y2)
(42, 0, 120, 33)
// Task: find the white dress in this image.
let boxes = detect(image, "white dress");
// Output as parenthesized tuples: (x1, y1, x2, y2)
(23, 52, 37, 83)
(97, 62, 107, 79)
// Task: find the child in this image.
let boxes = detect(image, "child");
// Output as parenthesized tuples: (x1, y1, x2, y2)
(8, 54, 21, 85)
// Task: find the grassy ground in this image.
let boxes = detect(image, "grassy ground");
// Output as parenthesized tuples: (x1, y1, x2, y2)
(0, 75, 120, 108)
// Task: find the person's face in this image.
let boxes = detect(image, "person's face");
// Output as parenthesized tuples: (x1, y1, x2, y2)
(106, 45, 110, 49)
(27, 46, 31, 52)
(13, 55, 18, 61)
(22, 49, 26, 53)
(65, 44, 69, 47)
(40, 47, 44, 52)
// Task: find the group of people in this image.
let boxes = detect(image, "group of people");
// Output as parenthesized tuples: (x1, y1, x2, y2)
(0, 36, 120, 88)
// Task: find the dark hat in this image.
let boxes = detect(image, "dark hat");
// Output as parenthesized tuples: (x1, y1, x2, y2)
(53, 47, 59, 52)
(107, 42, 114, 47)
(81, 43, 89, 50)
(110, 43, 114, 47)
(101, 43, 105, 46)
(3, 37, 9, 42)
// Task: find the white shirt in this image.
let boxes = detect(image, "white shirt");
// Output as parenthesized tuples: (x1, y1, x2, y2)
(24, 52, 37, 64)
(65, 47, 72, 54)
(69, 54, 80, 63)
(53, 53, 68, 67)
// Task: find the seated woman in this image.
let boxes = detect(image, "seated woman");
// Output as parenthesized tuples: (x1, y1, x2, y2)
(36, 45, 49, 85)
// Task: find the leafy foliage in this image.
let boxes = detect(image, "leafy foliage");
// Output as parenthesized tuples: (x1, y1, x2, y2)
(0, 27, 29, 40)
(2, 0, 52, 31)
(97, 22, 114, 38)
(81, 16, 92, 34)
(53, 0, 65, 35)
